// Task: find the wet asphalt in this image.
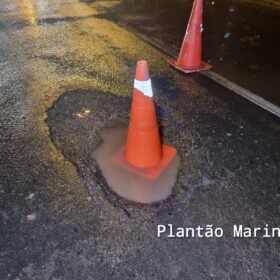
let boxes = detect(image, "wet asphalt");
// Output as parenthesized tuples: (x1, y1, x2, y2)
(0, 1, 279, 279)
(96, 0, 280, 106)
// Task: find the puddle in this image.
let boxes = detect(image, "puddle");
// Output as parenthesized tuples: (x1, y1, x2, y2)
(93, 127, 180, 204)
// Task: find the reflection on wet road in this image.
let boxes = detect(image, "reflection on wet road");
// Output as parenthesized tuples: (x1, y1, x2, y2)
(93, 0, 280, 106)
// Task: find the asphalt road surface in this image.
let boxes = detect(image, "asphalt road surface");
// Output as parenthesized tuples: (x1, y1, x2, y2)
(0, 1, 279, 279)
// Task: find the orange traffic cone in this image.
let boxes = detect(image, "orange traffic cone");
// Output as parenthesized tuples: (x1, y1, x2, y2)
(168, 0, 211, 73)
(112, 61, 177, 180)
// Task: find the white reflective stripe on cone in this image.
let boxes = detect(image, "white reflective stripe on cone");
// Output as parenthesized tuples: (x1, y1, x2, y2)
(134, 79, 153, 97)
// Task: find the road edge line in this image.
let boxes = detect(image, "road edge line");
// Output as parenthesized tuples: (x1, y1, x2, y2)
(131, 30, 280, 118)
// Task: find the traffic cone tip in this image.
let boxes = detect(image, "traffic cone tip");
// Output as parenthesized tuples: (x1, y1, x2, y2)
(135, 60, 150, 81)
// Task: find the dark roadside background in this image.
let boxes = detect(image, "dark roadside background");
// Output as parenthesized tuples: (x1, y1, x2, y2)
(92, 0, 280, 106)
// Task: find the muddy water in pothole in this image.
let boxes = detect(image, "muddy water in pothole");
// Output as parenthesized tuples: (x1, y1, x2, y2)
(93, 127, 180, 204)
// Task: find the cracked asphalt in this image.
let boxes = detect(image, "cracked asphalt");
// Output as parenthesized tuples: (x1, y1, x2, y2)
(0, 1, 279, 279)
